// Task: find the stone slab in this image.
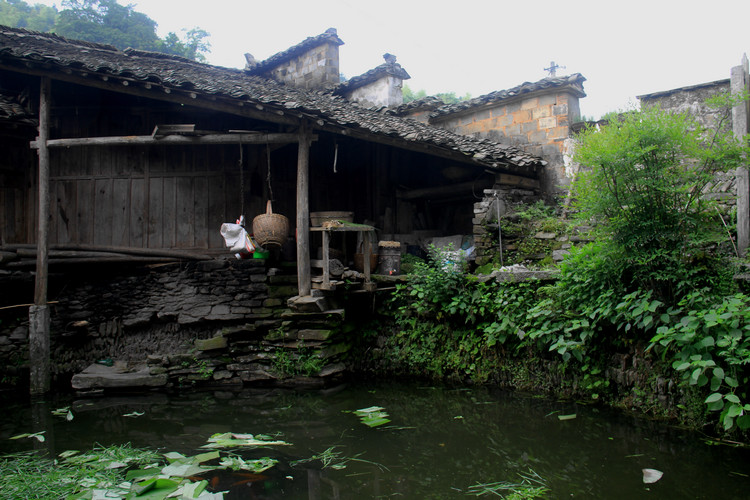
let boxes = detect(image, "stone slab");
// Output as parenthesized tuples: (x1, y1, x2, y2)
(319, 362, 346, 377)
(287, 295, 329, 312)
(297, 329, 333, 341)
(72, 364, 167, 390)
(195, 336, 227, 351)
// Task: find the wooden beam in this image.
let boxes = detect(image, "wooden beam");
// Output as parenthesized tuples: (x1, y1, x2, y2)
(29, 132, 313, 149)
(398, 179, 494, 201)
(496, 173, 541, 189)
(296, 123, 312, 297)
(30, 75, 51, 396)
(5, 243, 212, 260)
(314, 122, 542, 175)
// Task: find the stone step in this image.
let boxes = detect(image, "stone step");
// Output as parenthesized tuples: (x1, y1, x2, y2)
(281, 308, 345, 321)
(286, 295, 330, 313)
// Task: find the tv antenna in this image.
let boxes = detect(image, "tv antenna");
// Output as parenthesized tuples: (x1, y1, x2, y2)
(544, 60, 566, 77)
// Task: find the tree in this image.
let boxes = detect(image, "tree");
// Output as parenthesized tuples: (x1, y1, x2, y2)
(435, 91, 472, 104)
(157, 27, 211, 62)
(402, 85, 471, 104)
(55, 0, 160, 50)
(1, 0, 210, 61)
(402, 85, 426, 103)
(572, 102, 746, 299)
(0, 0, 57, 32)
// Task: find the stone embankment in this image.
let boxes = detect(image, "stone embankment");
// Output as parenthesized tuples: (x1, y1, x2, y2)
(0, 259, 348, 390)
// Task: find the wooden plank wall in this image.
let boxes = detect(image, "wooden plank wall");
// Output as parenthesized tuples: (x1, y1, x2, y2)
(40, 144, 257, 250)
(0, 135, 35, 245)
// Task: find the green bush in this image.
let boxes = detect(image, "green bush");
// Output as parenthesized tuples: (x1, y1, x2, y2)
(386, 100, 750, 432)
(573, 105, 744, 299)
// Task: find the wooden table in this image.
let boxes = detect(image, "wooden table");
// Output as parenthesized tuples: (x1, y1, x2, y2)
(310, 224, 376, 290)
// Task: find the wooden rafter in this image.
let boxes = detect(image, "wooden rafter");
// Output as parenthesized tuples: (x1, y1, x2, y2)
(29, 132, 316, 149)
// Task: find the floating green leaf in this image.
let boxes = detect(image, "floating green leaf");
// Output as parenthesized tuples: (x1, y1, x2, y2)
(10, 431, 45, 442)
(161, 462, 211, 477)
(219, 455, 278, 472)
(181, 479, 208, 498)
(51, 407, 74, 421)
(201, 432, 290, 449)
(352, 406, 391, 428)
(130, 476, 180, 497)
(557, 414, 577, 421)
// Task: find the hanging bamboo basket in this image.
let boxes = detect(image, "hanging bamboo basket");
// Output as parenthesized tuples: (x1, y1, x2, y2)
(252, 201, 289, 247)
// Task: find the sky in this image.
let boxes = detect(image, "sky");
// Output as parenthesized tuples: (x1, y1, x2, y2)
(27, 0, 750, 119)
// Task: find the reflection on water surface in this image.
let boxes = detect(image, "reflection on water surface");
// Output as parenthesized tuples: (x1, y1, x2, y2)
(1, 382, 749, 499)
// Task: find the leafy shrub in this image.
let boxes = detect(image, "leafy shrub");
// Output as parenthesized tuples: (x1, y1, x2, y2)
(648, 291, 750, 431)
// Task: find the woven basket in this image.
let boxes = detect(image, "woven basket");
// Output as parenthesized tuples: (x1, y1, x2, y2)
(252, 201, 289, 247)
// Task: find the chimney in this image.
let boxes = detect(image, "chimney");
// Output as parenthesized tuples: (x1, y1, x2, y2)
(245, 28, 344, 90)
(337, 53, 411, 108)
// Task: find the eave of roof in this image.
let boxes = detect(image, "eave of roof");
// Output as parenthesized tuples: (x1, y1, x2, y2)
(0, 25, 545, 173)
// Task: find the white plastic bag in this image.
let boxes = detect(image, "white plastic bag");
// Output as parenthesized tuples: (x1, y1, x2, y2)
(220, 223, 255, 254)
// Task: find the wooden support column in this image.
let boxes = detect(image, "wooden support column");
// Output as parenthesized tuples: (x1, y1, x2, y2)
(30, 76, 51, 395)
(732, 55, 750, 257)
(296, 123, 312, 296)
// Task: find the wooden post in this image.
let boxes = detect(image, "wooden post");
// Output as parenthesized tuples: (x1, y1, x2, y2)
(732, 55, 750, 257)
(322, 230, 330, 290)
(30, 76, 51, 395)
(363, 231, 372, 284)
(296, 123, 312, 296)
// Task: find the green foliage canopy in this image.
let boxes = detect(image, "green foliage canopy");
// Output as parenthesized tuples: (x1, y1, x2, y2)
(572, 103, 746, 299)
(402, 84, 471, 104)
(0, 0, 211, 61)
(0, 0, 57, 32)
(56, 0, 159, 50)
(574, 106, 741, 253)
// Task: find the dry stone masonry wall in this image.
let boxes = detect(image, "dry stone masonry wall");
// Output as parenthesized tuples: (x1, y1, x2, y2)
(0, 259, 348, 390)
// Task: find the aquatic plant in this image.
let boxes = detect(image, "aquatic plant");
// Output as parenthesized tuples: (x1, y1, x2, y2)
(0, 432, 293, 499)
(467, 468, 548, 498)
(0, 444, 161, 499)
(290, 445, 389, 472)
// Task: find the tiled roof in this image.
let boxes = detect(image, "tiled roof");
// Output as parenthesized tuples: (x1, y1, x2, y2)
(430, 73, 587, 119)
(389, 96, 446, 115)
(0, 25, 545, 171)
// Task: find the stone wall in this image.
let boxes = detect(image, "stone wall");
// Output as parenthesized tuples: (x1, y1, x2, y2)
(638, 79, 738, 214)
(638, 79, 730, 131)
(473, 184, 541, 267)
(430, 86, 583, 195)
(0, 259, 349, 390)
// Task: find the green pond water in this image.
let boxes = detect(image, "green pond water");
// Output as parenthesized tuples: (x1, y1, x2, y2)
(1, 381, 749, 499)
